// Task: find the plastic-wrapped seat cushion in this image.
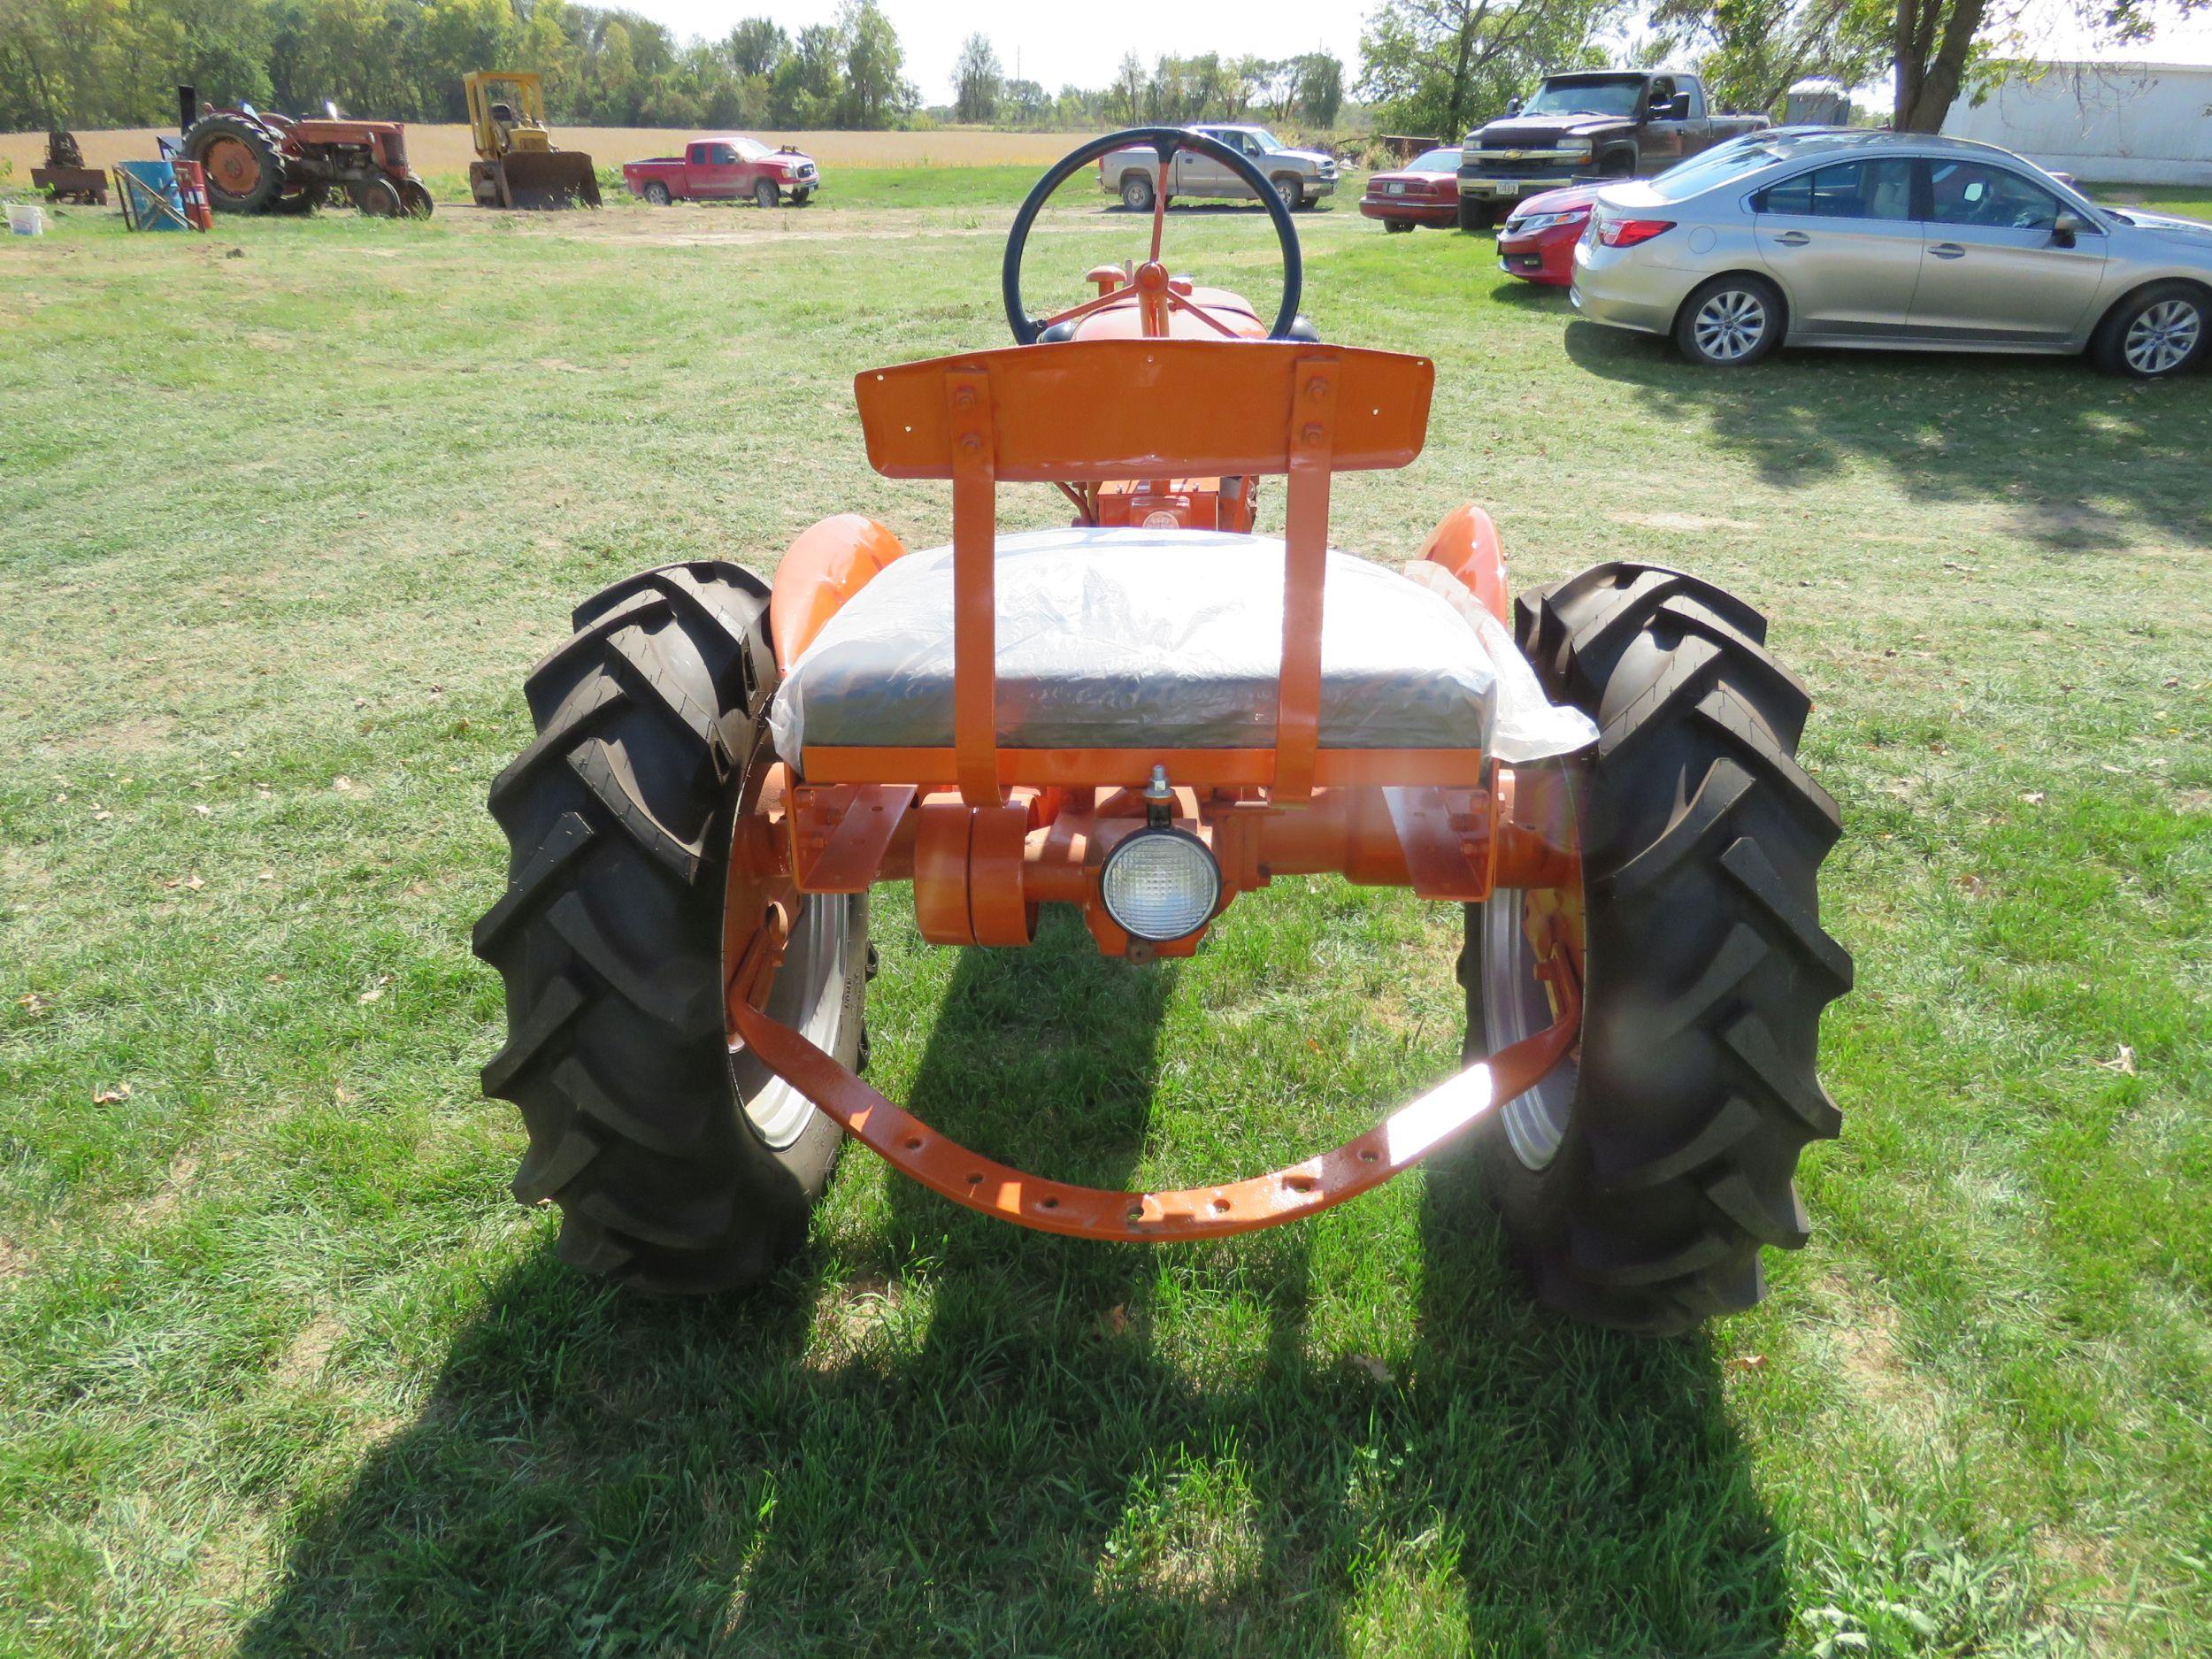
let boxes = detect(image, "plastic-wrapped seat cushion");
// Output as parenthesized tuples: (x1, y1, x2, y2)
(768, 526, 1586, 761)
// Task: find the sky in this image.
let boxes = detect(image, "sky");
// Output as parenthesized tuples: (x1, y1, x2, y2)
(622, 0, 2212, 105)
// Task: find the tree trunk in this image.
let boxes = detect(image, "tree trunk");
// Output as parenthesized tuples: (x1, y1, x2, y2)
(1892, 0, 1985, 130)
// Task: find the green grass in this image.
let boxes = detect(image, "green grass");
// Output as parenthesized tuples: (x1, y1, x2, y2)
(2, 190, 2208, 1657)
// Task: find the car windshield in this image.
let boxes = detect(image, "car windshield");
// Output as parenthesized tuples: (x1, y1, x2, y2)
(1643, 136, 1787, 199)
(1522, 78, 1646, 119)
(1240, 129, 1284, 152)
(731, 136, 769, 160)
(1409, 148, 1461, 172)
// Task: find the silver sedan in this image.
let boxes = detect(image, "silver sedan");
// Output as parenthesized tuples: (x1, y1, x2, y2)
(1569, 128, 2211, 378)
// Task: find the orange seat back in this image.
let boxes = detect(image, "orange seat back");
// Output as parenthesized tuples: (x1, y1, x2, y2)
(844, 338, 1437, 807)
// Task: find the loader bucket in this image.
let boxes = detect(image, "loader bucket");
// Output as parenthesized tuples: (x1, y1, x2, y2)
(495, 150, 600, 209)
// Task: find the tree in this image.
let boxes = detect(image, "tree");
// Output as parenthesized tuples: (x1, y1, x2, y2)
(1359, 0, 1628, 142)
(1650, 0, 1888, 115)
(771, 22, 840, 123)
(837, 0, 903, 128)
(1002, 75, 1048, 124)
(1108, 50, 1144, 123)
(952, 30, 1000, 123)
(726, 16, 786, 79)
(1294, 50, 1343, 127)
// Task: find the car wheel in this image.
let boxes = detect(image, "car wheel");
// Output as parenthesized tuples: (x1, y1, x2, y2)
(1458, 198, 1497, 232)
(643, 180, 671, 207)
(755, 179, 779, 210)
(1676, 275, 1783, 367)
(1120, 173, 1155, 212)
(1271, 173, 1303, 211)
(2093, 281, 2207, 380)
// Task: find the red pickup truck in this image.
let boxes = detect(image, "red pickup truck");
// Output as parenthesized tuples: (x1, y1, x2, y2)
(622, 136, 820, 208)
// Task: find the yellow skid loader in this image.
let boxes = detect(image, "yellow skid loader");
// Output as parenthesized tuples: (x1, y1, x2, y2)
(465, 72, 601, 209)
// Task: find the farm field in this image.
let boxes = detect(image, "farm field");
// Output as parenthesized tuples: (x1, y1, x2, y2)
(2, 184, 2209, 1658)
(1, 123, 1095, 175)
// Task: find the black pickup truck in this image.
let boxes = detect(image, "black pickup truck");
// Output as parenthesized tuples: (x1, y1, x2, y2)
(1456, 70, 1769, 227)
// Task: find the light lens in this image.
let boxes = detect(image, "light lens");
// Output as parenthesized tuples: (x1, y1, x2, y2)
(1100, 829, 1221, 942)
(1599, 217, 1675, 248)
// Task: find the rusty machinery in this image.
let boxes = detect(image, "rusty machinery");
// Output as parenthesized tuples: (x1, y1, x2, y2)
(177, 86, 431, 218)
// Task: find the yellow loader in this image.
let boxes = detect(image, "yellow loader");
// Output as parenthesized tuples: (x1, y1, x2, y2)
(465, 72, 601, 209)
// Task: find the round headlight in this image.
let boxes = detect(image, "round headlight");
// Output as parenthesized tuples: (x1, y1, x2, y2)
(1100, 827, 1221, 942)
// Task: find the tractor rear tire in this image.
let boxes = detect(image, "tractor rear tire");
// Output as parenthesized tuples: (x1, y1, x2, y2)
(1462, 562, 1851, 1335)
(473, 562, 869, 1294)
(182, 114, 287, 214)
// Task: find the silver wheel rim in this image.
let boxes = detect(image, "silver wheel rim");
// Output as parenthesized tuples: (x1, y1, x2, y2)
(733, 896, 850, 1148)
(1693, 288, 1767, 362)
(1480, 893, 1580, 1171)
(2124, 299, 2200, 374)
(1274, 178, 1298, 207)
(1123, 180, 1148, 210)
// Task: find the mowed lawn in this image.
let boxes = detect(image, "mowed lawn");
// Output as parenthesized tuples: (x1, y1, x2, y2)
(1, 181, 2208, 1658)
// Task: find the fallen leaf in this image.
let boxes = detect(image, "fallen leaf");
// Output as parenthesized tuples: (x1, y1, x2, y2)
(1728, 1354, 1768, 1371)
(1100, 1304, 1129, 1336)
(357, 974, 391, 1004)
(191, 803, 211, 818)
(1352, 1354, 1395, 1384)
(265, 972, 287, 984)
(93, 810, 111, 822)
(183, 875, 205, 891)
(257, 871, 274, 882)
(2021, 791, 2047, 806)
(93, 1084, 133, 1104)
(2094, 1045, 2137, 1077)
(334, 776, 353, 793)
(16, 994, 47, 1014)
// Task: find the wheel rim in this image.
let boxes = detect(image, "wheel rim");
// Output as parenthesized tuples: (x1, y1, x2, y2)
(1123, 180, 1148, 210)
(2124, 298, 2200, 374)
(757, 182, 776, 208)
(733, 895, 849, 1148)
(1274, 178, 1297, 206)
(203, 135, 261, 197)
(1693, 289, 1766, 361)
(1481, 885, 1585, 1171)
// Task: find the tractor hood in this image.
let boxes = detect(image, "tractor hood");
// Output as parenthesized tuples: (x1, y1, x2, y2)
(1469, 115, 1631, 149)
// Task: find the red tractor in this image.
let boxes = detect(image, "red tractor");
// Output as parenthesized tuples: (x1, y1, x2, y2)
(474, 129, 1850, 1335)
(177, 86, 432, 218)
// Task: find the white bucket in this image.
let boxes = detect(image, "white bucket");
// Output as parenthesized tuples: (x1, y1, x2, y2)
(6, 204, 45, 236)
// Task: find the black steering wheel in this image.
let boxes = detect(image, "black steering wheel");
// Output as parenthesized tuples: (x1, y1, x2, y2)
(1001, 127, 1304, 346)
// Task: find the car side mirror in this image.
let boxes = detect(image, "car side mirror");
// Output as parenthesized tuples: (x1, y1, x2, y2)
(1506, 97, 1522, 116)
(1665, 94, 1691, 119)
(2052, 209, 2089, 242)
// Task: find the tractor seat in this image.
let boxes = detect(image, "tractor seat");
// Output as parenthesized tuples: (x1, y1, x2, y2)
(768, 526, 1502, 760)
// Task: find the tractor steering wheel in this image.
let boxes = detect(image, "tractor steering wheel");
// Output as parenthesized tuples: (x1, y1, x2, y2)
(1002, 127, 1304, 346)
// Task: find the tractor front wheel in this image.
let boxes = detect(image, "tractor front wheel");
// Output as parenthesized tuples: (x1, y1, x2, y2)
(473, 562, 869, 1292)
(1462, 562, 1851, 1334)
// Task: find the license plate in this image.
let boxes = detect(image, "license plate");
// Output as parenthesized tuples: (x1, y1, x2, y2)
(1387, 181, 1405, 196)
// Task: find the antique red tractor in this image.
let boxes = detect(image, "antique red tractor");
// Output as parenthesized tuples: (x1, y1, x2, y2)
(177, 86, 432, 218)
(474, 130, 1850, 1334)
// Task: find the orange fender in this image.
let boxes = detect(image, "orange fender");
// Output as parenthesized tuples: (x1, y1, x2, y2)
(1417, 503, 1510, 627)
(769, 514, 910, 672)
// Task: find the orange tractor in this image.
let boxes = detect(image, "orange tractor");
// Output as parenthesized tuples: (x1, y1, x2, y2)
(177, 86, 431, 218)
(475, 130, 1851, 1333)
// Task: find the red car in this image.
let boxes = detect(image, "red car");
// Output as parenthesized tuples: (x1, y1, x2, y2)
(622, 135, 820, 208)
(1495, 184, 1599, 286)
(1358, 146, 1460, 231)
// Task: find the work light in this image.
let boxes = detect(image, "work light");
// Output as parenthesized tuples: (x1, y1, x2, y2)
(1100, 827, 1221, 942)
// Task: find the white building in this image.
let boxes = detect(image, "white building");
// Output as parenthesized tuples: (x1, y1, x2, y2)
(1940, 60, 2212, 186)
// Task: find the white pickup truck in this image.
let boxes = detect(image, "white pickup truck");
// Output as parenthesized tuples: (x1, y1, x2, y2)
(1098, 125, 1339, 211)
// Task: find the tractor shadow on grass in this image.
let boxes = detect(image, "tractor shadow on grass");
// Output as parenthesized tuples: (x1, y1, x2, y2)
(242, 903, 1787, 1656)
(1563, 318, 2212, 552)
